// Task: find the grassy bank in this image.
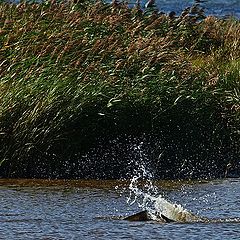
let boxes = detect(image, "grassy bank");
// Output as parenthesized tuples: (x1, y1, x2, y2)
(0, 0, 239, 179)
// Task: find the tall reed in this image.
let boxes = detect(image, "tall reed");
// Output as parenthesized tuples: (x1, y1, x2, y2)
(0, 1, 239, 178)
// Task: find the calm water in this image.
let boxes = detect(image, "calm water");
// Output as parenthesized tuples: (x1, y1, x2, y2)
(125, 0, 240, 18)
(0, 178, 240, 239)
(154, 0, 240, 18)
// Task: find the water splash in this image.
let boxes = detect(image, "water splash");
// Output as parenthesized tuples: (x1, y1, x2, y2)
(127, 141, 158, 209)
(126, 149, 201, 222)
(127, 177, 202, 222)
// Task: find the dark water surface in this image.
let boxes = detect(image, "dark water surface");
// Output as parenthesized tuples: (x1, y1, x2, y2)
(0, 178, 240, 239)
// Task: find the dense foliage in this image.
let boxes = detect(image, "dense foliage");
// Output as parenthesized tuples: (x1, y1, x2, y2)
(0, 1, 239, 179)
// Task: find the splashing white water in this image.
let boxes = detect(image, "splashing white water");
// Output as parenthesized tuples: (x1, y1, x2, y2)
(127, 159, 201, 222)
(153, 195, 201, 222)
(127, 142, 158, 209)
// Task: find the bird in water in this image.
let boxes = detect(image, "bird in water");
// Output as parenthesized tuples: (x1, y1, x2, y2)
(168, 11, 176, 19)
(145, 0, 155, 9)
(144, 0, 159, 15)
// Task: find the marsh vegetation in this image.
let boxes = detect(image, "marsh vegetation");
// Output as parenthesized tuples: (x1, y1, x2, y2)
(0, 0, 239, 178)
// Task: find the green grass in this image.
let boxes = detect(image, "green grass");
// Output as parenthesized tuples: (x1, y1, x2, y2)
(0, 1, 239, 179)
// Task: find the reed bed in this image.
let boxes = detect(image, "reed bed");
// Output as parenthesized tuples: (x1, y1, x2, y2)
(0, 0, 239, 179)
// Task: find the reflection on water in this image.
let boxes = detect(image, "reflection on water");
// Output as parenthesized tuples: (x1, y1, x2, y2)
(0, 178, 240, 239)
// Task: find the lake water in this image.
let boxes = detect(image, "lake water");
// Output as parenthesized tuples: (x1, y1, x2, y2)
(0, 178, 240, 239)
(125, 0, 240, 18)
(155, 0, 240, 18)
